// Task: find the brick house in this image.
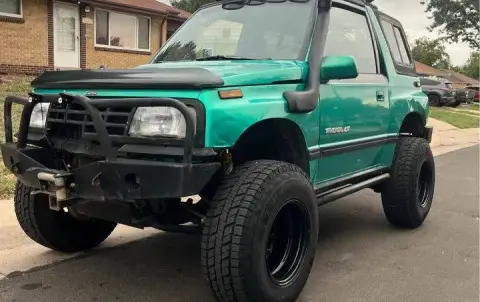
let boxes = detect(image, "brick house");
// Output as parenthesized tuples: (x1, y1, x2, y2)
(414, 60, 478, 88)
(0, 0, 190, 74)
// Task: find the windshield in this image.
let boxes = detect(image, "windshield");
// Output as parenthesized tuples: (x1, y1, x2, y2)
(151, 2, 314, 63)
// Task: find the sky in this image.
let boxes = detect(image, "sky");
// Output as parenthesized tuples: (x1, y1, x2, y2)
(157, 0, 472, 66)
(375, 0, 471, 66)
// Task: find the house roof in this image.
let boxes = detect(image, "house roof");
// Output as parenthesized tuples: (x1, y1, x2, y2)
(414, 60, 478, 86)
(414, 60, 446, 77)
(91, 0, 191, 20)
(440, 69, 478, 86)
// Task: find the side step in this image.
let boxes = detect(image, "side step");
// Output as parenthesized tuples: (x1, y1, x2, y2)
(316, 173, 390, 206)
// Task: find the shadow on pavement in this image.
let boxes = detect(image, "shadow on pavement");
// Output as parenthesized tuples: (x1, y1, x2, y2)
(0, 191, 395, 302)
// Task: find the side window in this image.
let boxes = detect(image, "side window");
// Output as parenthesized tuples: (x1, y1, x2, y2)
(324, 7, 377, 74)
(381, 20, 402, 62)
(381, 19, 412, 65)
(393, 26, 411, 64)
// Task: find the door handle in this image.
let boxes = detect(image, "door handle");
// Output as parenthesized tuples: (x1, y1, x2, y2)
(376, 90, 385, 102)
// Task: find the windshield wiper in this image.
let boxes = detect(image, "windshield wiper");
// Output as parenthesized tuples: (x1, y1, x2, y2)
(196, 55, 269, 61)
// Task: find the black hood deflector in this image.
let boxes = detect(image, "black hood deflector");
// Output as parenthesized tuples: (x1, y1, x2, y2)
(31, 68, 225, 90)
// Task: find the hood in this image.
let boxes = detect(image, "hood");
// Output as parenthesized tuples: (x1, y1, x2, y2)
(31, 60, 307, 90)
(135, 60, 307, 87)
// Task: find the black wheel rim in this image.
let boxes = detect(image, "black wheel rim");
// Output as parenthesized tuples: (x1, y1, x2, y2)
(417, 160, 433, 208)
(265, 199, 309, 287)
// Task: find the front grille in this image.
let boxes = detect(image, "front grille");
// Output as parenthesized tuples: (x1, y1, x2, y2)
(46, 101, 134, 140)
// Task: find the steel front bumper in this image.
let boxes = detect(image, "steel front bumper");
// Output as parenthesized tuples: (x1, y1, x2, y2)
(2, 93, 220, 202)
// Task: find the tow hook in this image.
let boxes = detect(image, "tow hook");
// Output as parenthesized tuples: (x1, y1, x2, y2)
(37, 172, 68, 210)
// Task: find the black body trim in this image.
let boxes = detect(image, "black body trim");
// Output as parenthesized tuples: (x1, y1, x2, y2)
(314, 166, 389, 195)
(31, 68, 225, 90)
(317, 173, 390, 205)
(309, 135, 398, 160)
(118, 145, 216, 159)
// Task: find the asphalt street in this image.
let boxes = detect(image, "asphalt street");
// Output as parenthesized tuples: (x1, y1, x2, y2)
(0, 145, 478, 302)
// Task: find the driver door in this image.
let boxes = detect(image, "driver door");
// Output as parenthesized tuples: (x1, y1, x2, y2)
(315, 4, 390, 185)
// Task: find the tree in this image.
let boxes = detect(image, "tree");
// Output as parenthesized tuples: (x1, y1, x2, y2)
(460, 52, 480, 79)
(421, 0, 480, 50)
(411, 36, 452, 68)
(450, 52, 479, 80)
(155, 41, 198, 62)
(171, 0, 216, 14)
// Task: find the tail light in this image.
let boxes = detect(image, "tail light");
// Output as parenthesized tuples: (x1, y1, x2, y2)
(475, 91, 480, 98)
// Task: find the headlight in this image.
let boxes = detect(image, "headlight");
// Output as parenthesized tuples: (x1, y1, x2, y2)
(128, 106, 196, 138)
(29, 103, 50, 128)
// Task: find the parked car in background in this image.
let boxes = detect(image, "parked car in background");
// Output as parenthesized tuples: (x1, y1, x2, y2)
(420, 77, 456, 106)
(465, 85, 480, 103)
(455, 87, 476, 105)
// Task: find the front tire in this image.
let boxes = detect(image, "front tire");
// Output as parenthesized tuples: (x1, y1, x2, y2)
(14, 181, 117, 253)
(201, 160, 318, 302)
(381, 137, 435, 228)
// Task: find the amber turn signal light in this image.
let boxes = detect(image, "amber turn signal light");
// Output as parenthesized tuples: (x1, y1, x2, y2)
(218, 89, 243, 99)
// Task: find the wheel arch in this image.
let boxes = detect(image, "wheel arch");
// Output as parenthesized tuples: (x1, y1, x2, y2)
(399, 111, 425, 138)
(232, 118, 310, 176)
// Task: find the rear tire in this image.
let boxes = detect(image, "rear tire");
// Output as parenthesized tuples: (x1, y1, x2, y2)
(14, 181, 117, 253)
(201, 160, 318, 302)
(381, 137, 435, 228)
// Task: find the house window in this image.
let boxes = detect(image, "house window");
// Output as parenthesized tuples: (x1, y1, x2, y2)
(95, 9, 150, 51)
(0, 0, 22, 17)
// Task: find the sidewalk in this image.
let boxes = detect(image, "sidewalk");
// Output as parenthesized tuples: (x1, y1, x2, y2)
(427, 117, 479, 156)
(0, 200, 158, 279)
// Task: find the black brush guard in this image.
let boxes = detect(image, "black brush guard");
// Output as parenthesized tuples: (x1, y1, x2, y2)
(1, 93, 220, 202)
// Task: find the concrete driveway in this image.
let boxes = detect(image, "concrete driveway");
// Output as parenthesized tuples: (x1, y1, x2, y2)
(0, 134, 478, 301)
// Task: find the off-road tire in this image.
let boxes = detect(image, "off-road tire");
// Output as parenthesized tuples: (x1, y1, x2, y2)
(381, 137, 435, 228)
(14, 181, 117, 253)
(201, 160, 318, 302)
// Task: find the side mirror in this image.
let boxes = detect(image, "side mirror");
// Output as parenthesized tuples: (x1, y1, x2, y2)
(320, 55, 359, 82)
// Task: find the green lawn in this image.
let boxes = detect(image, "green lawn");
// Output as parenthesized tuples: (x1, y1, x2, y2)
(0, 75, 33, 198)
(429, 107, 480, 129)
(467, 104, 480, 111)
